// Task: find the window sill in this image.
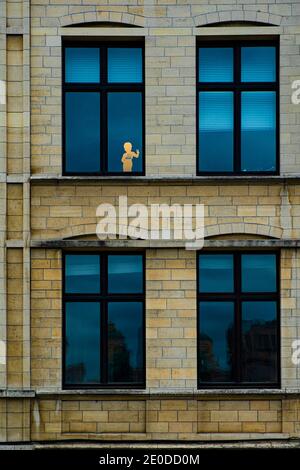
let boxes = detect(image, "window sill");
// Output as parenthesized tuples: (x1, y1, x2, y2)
(34, 388, 300, 397)
(2, 388, 299, 398)
(30, 174, 300, 184)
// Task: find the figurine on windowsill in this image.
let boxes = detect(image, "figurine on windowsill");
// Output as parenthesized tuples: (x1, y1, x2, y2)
(121, 142, 140, 172)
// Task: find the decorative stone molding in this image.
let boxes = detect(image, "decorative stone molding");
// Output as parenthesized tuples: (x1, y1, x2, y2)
(194, 11, 283, 27)
(205, 223, 283, 239)
(59, 10, 145, 28)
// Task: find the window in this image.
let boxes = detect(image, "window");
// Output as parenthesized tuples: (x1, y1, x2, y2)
(197, 42, 279, 174)
(63, 43, 144, 175)
(197, 252, 279, 387)
(63, 252, 145, 388)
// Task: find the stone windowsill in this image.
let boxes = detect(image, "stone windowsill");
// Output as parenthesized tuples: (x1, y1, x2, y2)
(34, 388, 300, 397)
(29, 174, 300, 185)
(1, 388, 299, 398)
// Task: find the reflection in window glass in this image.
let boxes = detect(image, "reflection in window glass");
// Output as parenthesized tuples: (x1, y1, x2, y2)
(108, 255, 143, 293)
(199, 254, 234, 293)
(241, 91, 276, 172)
(242, 301, 277, 383)
(108, 92, 143, 172)
(65, 302, 101, 384)
(65, 255, 100, 294)
(199, 92, 234, 172)
(241, 47, 276, 82)
(65, 48, 100, 83)
(199, 302, 234, 382)
(65, 92, 101, 173)
(108, 302, 143, 383)
(242, 254, 276, 293)
(199, 48, 233, 83)
(108, 48, 143, 83)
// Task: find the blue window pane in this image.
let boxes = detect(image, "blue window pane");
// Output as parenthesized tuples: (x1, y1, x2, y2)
(199, 48, 233, 82)
(199, 254, 234, 293)
(199, 92, 234, 172)
(65, 92, 100, 173)
(65, 48, 100, 83)
(242, 254, 276, 293)
(108, 255, 143, 293)
(108, 48, 142, 83)
(242, 47, 276, 82)
(199, 302, 234, 382)
(241, 91, 276, 172)
(108, 302, 143, 383)
(108, 92, 143, 173)
(65, 255, 100, 294)
(242, 301, 278, 383)
(65, 302, 100, 384)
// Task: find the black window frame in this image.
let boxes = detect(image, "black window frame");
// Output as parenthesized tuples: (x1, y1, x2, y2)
(62, 40, 145, 176)
(197, 250, 280, 389)
(62, 251, 146, 389)
(196, 39, 280, 176)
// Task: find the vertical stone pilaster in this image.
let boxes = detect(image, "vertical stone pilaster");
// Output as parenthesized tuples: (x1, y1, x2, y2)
(0, 0, 7, 390)
(22, 0, 31, 390)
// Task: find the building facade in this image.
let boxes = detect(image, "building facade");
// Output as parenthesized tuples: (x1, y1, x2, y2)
(1, 0, 300, 446)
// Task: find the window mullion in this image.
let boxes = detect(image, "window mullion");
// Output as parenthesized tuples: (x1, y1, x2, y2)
(235, 253, 242, 384)
(235, 46, 241, 174)
(234, 90, 241, 174)
(102, 254, 108, 384)
(101, 91, 108, 175)
(101, 46, 108, 175)
(101, 299, 108, 384)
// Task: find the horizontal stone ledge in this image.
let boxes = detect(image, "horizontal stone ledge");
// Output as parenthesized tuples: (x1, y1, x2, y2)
(1, 387, 299, 399)
(32, 440, 297, 449)
(34, 388, 300, 397)
(0, 444, 34, 450)
(7, 175, 28, 183)
(0, 389, 35, 398)
(30, 174, 300, 185)
(6, 26, 25, 35)
(30, 239, 300, 249)
(6, 240, 25, 248)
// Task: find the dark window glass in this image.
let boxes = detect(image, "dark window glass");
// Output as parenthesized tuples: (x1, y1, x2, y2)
(241, 254, 277, 293)
(107, 92, 143, 173)
(108, 302, 143, 383)
(65, 254, 100, 294)
(199, 47, 233, 83)
(108, 255, 143, 293)
(198, 252, 279, 387)
(63, 253, 144, 388)
(65, 302, 101, 384)
(63, 44, 144, 175)
(199, 302, 234, 382)
(241, 91, 276, 172)
(197, 42, 278, 174)
(241, 47, 276, 82)
(242, 301, 278, 383)
(65, 92, 101, 173)
(108, 48, 142, 83)
(65, 47, 100, 83)
(199, 254, 234, 293)
(198, 92, 234, 172)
